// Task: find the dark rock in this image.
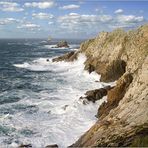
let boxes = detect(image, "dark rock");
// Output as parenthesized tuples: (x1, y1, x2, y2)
(84, 64, 95, 74)
(19, 144, 32, 147)
(80, 86, 112, 103)
(56, 40, 69, 48)
(62, 105, 69, 110)
(45, 144, 58, 148)
(52, 51, 78, 62)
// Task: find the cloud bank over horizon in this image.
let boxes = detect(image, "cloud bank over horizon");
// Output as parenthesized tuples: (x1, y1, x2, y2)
(0, 0, 147, 39)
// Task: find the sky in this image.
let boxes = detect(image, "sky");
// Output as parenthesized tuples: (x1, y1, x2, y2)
(0, 0, 148, 39)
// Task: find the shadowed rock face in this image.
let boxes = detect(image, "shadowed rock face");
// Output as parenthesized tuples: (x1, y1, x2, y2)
(100, 59, 126, 82)
(97, 73, 133, 119)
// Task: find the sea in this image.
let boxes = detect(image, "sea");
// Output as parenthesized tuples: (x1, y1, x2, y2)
(0, 39, 110, 147)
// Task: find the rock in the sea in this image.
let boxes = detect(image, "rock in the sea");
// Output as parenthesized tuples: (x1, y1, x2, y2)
(19, 144, 32, 147)
(56, 40, 69, 48)
(45, 144, 58, 148)
(52, 51, 78, 62)
(80, 86, 112, 103)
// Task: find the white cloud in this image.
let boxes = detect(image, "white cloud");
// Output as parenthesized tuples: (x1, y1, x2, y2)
(57, 12, 145, 35)
(24, 1, 55, 9)
(48, 22, 54, 25)
(114, 9, 123, 14)
(57, 13, 113, 35)
(58, 13, 112, 24)
(0, 2, 24, 12)
(0, 18, 19, 25)
(117, 15, 144, 23)
(32, 13, 54, 19)
(59, 4, 80, 10)
(109, 14, 144, 29)
(17, 23, 40, 31)
(99, 15, 112, 23)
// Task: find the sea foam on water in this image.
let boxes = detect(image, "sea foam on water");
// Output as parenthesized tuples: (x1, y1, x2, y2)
(3, 52, 110, 147)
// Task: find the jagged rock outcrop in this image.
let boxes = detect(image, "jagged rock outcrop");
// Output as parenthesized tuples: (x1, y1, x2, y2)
(79, 86, 112, 103)
(53, 25, 148, 147)
(52, 51, 78, 62)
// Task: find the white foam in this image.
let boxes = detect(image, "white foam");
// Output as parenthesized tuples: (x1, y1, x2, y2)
(9, 54, 113, 147)
(44, 44, 79, 50)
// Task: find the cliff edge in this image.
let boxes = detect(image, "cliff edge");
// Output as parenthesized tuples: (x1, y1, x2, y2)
(53, 25, 148, 147)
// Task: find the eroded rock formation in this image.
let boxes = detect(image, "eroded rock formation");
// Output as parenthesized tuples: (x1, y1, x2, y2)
(53, 25, 148, 147)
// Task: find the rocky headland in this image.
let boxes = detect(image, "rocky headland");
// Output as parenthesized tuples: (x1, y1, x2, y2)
(53, 25, 148, 147)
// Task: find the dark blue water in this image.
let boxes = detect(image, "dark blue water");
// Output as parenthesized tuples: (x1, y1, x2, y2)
(0, 39, 105, 147)
(0, 39, 81, 94)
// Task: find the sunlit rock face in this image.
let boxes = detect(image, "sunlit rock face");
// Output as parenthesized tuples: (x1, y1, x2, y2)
(62, 25, 148, 147)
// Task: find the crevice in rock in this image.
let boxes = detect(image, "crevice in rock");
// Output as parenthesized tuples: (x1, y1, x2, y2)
(97, 73, 133, 119)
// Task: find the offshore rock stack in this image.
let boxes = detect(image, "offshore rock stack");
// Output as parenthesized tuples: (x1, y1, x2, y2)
(53, 24, 148, 147)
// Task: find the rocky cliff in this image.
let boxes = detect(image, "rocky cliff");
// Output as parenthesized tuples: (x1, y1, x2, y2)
(53, 25, 148, 147)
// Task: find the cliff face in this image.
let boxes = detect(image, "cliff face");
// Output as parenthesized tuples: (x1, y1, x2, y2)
(81, 26, 148, 82)
(53, 25, 148, 147)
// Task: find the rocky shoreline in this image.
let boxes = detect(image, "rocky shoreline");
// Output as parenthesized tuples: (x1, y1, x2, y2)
(52, 25, 148, 147)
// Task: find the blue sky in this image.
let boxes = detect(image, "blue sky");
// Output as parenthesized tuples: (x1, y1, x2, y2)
(0, 0, 147, 39)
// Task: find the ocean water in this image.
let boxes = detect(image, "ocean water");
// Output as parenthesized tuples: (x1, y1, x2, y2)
(0, 39, 111, 147)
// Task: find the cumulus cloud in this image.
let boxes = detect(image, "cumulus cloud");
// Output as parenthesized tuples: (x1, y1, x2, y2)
(117, 15, 144, 23)
(114, 9, 123, 14)
(17, 23, 40, 31)
(59, 4, 80, 10)
(24, 1, 55, 9)
(0, 18, 20, 25)
(57, 12, 145, 36)
(32, 13, 54, 19)
(58, 13, 112, 23)
(57, 13, 113, 36)
(0, 2, 24, 12)
(110, 14, 144, 29)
